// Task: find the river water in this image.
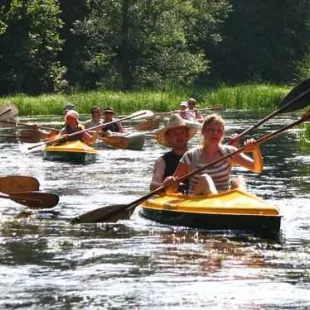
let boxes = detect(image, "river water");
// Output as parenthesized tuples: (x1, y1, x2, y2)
(0, 111, 309, 309)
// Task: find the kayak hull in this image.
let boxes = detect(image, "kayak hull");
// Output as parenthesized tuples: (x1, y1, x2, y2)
(99, 132, 146, 150)
(140, 189, 281, 237)
(44, 140, 98, 164)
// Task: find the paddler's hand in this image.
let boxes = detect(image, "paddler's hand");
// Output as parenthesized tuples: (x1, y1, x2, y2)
(59, 134, 69, 142)
(163, 176, 179, 194)
(243, 138, 259, 152)
(228, 133, 241, 146)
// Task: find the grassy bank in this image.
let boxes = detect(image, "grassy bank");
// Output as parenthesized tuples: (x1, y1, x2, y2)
(0, 83, 290, 116)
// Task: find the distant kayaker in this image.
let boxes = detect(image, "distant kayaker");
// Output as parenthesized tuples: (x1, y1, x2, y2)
(59, 110, 98, 145)
(178, 101, 191, 120)
(84, 106, 103, 130)
(187, 98, 203, 123)
(63, 102, 75, 116)
(165, 113, 263, 195)
(32, 102, 76, 140)
(102, 106, 125, 134)
(150, 114, 197, 191)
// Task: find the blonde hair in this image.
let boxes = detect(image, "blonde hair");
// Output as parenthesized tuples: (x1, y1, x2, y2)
(201, 113, 225, 132)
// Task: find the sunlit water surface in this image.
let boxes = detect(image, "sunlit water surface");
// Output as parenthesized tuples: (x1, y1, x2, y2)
(0, 111, 309, 309)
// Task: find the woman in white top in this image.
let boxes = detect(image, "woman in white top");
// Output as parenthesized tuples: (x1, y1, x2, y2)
(165, 113, 263, 195)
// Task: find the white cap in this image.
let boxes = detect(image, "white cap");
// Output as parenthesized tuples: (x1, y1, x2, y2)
(180, 101, 188, 107)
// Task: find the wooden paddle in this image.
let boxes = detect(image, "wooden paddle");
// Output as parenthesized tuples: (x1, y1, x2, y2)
(0, 119, 56, 131)
(0, 102, 19, 126)
(70, 109, 310, 224)
(134, 118, 160, 131)
(155, 105, 225, 116)
(0, 129, 42, 143)
(231, 78, 310, 142)
(26, 110, 154, 152)
(0, 191, 59, 209)
(0, 175, 40, 194)
(101, 135, 129, 149)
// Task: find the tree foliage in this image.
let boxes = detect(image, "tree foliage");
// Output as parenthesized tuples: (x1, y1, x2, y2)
(207, 0, 310, 84)
(66, 0, 230, 90)
(1, 0, 310, 95)
(0, 0, 66, 95)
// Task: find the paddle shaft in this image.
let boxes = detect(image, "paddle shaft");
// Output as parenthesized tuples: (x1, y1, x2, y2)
(0, 119, 56, 131)
(156, 105, 224, 116)
(0, 108, 12, 117)
(28, 111, 148, 151)
(236, 87, 310, 140)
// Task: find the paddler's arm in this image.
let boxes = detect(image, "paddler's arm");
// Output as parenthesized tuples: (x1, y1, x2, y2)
(82, 128, 100, 145)
(232, 139, 263, 173)
(117, 121, 125, 133)
(150, 157, 166, 191)
(32, 124, 59, 140)
(165, 162, 189, 194)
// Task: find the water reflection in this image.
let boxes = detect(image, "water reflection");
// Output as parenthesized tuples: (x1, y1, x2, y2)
(0, 111, 310, 309)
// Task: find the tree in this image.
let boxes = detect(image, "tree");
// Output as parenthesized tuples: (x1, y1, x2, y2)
(0, 0, 66, 95)
(206, 0, 310, 84)
(70, 0, 230, 90)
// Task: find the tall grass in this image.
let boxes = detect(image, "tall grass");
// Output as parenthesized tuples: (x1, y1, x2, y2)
(0, 83, 289, 116)
(202, 83, 289, 110)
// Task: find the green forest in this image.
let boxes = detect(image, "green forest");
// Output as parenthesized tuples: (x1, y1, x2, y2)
(1, 0, 310, 96)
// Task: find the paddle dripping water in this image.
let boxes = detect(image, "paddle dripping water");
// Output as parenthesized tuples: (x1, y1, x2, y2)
(0, 111, 310, 309)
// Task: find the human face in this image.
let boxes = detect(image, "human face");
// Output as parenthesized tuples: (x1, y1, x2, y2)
(166, 127, 189, 149)
(104, 111, 113, 121)
(202, 121, 224, 144)
(65, 115, 78, 128)
(92, 110, 101, 121)
(188, 102, 195, 110)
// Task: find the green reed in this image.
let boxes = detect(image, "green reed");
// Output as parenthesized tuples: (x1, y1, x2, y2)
(0, 83, 289, 116)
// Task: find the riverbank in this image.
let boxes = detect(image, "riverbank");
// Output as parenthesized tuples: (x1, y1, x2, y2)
(0, 83, 289, 116)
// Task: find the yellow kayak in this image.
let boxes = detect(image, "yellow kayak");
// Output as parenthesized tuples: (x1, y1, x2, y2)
(140, 189, 281, 236)
(44, 140, 98, 164)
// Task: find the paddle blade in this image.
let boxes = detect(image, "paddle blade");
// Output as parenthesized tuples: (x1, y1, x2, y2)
(130, 110, 154, 120)
(18, 129, 41, 143)
(0, 102, 19, 123)
(102, 135, 128, 149)
(0, 176, 40, 194)
(279, 78, 310, 113)
(8, 191, 59, 209)
(135, 118, 160, 131)
(71, 204, 134, 224)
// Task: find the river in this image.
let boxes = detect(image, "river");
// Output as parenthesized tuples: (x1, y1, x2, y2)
(0, 110, 309, 309)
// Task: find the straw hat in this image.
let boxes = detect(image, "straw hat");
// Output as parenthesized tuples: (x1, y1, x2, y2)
(156, 114, 197, 147)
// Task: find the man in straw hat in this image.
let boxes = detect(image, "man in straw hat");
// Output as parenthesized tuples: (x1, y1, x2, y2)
(150, 114, 197, 192)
